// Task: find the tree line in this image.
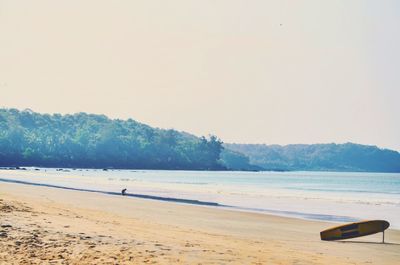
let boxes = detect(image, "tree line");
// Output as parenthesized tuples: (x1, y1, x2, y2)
(225, 143, 400, 172)
(0, 109, 225, 170)
(2, 108, 398, 172)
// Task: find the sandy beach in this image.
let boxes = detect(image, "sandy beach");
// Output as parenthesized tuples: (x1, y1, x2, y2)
(1, 182, 399, 264)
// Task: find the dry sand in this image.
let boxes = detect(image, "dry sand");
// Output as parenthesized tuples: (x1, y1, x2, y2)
(0, 182, 399, 264)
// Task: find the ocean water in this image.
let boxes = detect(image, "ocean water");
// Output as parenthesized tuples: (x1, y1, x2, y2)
(1, 168, 400, 228)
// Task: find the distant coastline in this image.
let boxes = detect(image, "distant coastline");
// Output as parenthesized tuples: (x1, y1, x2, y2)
(2, 165, 400, 174)
(1, 108, 400, 173)
(224, 143, 400, 173)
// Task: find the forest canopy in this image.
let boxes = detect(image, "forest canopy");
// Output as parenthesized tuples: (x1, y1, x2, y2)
(0, 108, 225, 170)
(225, 143, 400, 173)
(1, 108, 399, 172)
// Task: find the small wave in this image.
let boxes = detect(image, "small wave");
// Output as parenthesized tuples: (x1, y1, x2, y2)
(171, 181, 210, 185)
(286, 187, 400, 195)
(148, 180, 210, 185)
(230, 206, 360, 223)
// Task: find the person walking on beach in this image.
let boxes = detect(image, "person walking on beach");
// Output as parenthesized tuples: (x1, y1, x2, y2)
(121, 188, 127, 196)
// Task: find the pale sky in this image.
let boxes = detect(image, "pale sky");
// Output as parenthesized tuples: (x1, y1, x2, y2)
(1, 1, 399, 150)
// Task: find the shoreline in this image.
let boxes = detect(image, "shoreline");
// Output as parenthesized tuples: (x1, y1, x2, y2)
(3, 166, 400, 174)
(0, 177, 221, 206)
(1, 181, 400, 264)
(0, 177, 361, 225)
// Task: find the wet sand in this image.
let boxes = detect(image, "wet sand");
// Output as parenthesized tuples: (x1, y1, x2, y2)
(1, 182, 399, 264)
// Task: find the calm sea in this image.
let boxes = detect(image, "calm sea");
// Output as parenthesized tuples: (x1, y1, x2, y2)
(1, 168, 400, 227)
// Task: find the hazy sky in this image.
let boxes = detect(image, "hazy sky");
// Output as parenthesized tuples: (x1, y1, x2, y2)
(1, 1, 399, 150)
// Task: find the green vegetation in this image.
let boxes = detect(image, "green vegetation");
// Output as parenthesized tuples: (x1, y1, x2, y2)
(1, 108, 399, 172)
(0, 109, 225, 170)
(219, 149, 262, 171)
(225, 143, 400, 173)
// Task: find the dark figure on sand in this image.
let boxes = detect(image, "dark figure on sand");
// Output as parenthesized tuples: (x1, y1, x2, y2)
(121, 188, 127, 196)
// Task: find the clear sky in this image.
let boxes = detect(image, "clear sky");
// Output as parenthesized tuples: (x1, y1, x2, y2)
(1, 1, 399, 150)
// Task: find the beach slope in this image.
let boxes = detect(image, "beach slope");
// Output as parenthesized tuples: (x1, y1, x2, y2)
(1, 182, 399, 264)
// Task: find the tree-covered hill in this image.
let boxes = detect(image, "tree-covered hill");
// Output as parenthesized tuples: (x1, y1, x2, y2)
(219, 149, 263, 171)
(1, 108, 399, 172)
(224, 143, 400, 172)
(0, 108, 225, 170)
